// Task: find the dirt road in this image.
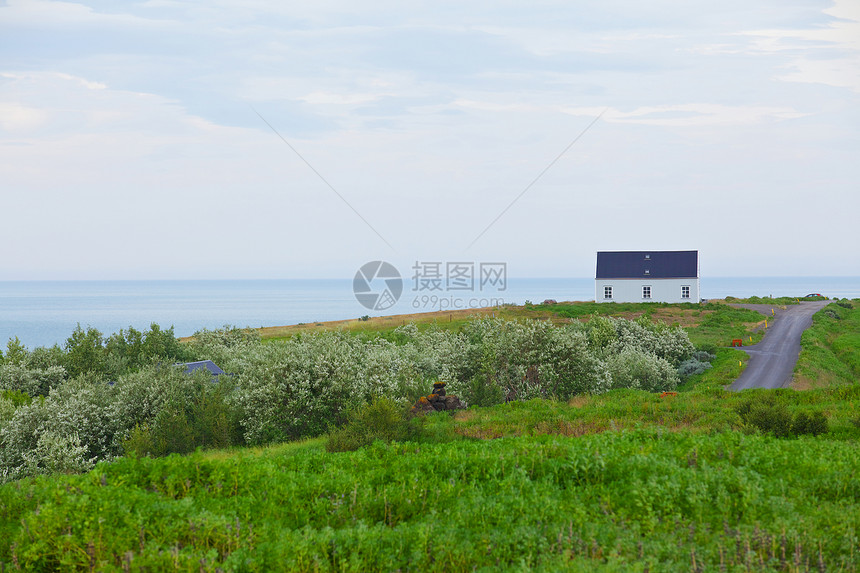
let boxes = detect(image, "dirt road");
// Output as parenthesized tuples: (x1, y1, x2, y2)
(729, 301, 832, 391)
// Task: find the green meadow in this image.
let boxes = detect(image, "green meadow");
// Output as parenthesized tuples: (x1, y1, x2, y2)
(1, 298, 858, 571)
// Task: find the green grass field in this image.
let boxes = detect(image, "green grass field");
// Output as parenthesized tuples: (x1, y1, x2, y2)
(2, 298, 858, 571)
(2, 391, 859, 571)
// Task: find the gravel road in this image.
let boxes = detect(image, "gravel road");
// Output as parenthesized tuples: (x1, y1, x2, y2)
(728, 301, 832, 391)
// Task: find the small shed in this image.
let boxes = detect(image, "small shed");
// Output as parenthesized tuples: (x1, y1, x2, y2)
(595, 250, 699, 303)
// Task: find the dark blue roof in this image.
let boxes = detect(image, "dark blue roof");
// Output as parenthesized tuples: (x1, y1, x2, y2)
(178, 360, 225, 376)
(596, 251, 698, 279)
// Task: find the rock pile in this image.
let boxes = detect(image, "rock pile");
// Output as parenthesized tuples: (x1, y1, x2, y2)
(410, 382, 466, 415)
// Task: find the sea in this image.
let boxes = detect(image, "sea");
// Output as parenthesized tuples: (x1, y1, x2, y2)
(1, 277, 858, 350)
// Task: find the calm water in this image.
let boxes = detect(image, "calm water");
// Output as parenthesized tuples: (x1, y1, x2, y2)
(1, 277, 858, 349)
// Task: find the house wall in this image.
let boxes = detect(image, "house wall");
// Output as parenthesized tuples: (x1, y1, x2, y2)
(595, 278, 700, 303)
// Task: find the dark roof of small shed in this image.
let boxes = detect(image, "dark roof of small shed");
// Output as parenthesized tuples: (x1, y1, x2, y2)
(596, 251, 698, 279)
(179, 360, 225, 376)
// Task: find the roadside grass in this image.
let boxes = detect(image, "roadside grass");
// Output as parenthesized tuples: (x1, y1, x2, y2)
(794, 300, 860, 389)
(678, 347, 749, 391)
(725, 295, 800, 305)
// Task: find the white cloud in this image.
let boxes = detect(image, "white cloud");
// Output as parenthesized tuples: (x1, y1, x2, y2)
(449, 100, 807, 127)
(0, 102, 49, 132)
(741, 0, 860, 92)
(1, 0, 171, 28)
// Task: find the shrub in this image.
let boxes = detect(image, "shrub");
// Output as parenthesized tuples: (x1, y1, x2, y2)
(25, 344, 67, 371)
(677, 358, 712, 380)
(607, 348, 679, 392)
(114, 368, 240, 457)
(0, 400, 51, 483)
(791, 411, 828, 436)
(695, 343, 718, 356)
(677, 351, 715, 381)
(235, 333, 364, 445)
(0, 364, 66, 396)
(585, 316, 616, 351)
(23, 430, 94, 476)
(608, 318, 695, 367)
(326, 397, 412, 452)
(736, 397, 793, 437)
(465, 352, 506, 407)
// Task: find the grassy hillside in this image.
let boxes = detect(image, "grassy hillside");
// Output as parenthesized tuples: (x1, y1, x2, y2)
(3, 298, 858, 571)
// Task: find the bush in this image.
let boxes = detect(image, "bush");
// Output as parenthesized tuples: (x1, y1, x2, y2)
(677, 358, 712, 380)
(695, 343, 718, 356)
(0, 364, 66, 396)
(326, 397, 412, 452)
(465, 373, 506, 407)
(734, 396, 827, 438)
(607, 348, 679, 392)
(24, 430, 94, 476)
(791, 411, 828, 436)
(116, 369, 240, 457)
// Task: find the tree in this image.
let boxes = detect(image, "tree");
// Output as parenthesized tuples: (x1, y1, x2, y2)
(65, 324, 106, 378)
(4, 337, 28, 366)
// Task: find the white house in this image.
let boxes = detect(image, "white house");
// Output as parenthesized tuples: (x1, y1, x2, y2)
(595, 250, 699, 303)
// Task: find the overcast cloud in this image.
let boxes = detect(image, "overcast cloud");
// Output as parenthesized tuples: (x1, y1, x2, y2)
(1, 0, 858, 279)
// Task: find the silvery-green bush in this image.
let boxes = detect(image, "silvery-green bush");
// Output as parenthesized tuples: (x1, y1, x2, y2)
(0, 364, 67, 396)
(44, 374, 119, 462)
(607, 348, 679, 392)
(23, 430, 94, 477)
(0, 400, 51, 483)
(608, 317, 694, 367)
(235, 333, 409, 445)
(0, 396, 17, 425)
(457, 319, 609, 404)
(0, 317, 702, 481)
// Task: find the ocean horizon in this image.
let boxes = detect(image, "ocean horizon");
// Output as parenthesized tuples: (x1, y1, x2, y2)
(1, 276, 858, 349)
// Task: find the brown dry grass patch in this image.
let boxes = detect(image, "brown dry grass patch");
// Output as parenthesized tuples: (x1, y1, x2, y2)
(255, 306, 512, 339)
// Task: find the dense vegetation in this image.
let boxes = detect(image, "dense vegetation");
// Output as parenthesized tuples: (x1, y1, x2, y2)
(0, 300, 857, 570)
(1, 315, 704, 481)
(0, 391, 858, 571)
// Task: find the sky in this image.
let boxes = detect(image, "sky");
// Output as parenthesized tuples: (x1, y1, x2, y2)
(1, 0, 858, 280)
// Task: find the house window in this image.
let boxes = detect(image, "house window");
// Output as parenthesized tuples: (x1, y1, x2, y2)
(681, 285, 690, 299)
(604, 286, 613, 299)
(642, 286, 651, 299)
